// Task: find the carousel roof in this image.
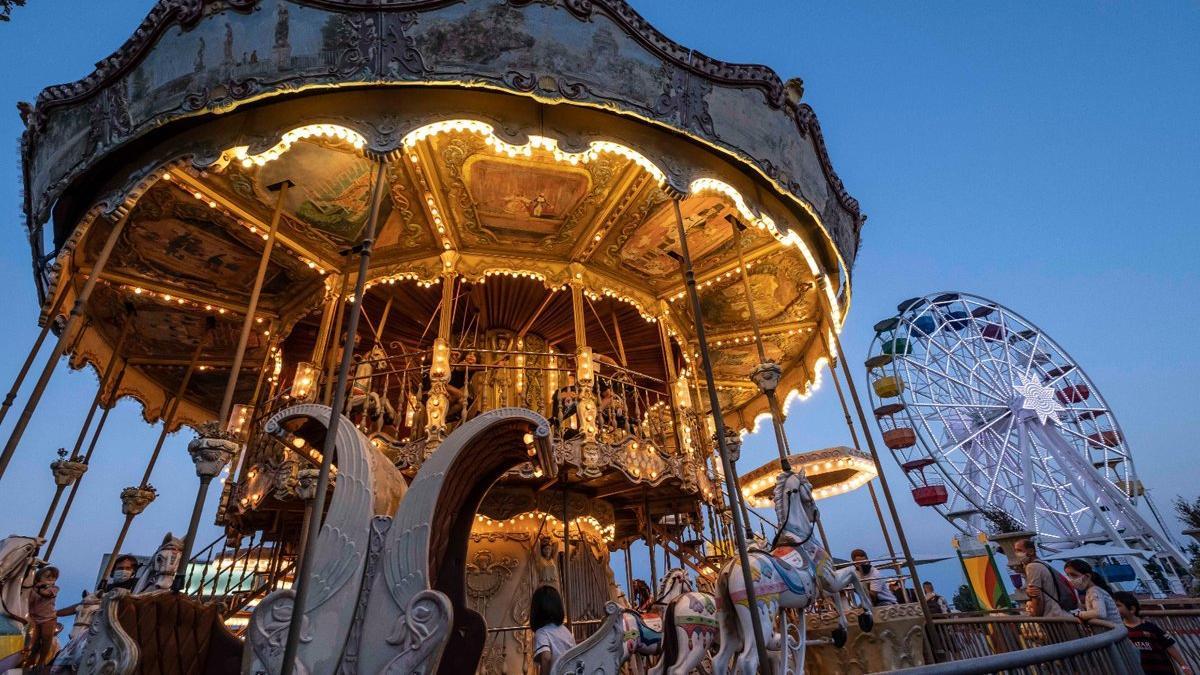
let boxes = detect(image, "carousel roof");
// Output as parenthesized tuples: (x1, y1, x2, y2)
(16, 0, 865, 432)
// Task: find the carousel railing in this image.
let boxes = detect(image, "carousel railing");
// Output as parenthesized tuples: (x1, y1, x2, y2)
(339, 346, 704, 478)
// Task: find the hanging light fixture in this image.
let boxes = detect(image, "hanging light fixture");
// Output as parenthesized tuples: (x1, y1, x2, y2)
(291, 362, 319, 401)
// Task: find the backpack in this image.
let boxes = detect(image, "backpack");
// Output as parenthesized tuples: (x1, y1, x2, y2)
(1031, 560, 1079, 612)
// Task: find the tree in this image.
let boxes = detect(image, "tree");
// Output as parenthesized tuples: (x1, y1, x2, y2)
(0, 0, 26, 22)
(952, 583, 980, 613)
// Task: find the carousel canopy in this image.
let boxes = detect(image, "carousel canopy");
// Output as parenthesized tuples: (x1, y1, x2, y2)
(738, 446, 878, 508)
(18, 0, 864, 433)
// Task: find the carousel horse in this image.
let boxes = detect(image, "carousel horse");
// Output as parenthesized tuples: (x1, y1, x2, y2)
(346, 344, 397, 426)
(0, 535, 41, 671)
(648, 569, 719, 675)
(52, 533, 183, 673)
(49, 592, 99, 673)
(132, 532, 183, 594)
(713, 469, 875, 675)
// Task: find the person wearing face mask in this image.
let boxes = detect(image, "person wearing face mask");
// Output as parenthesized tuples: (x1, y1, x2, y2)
(1013, 538, 1074, 619)
(106, 555, 140, 592)
(1063, 559, 1121, 625)
(850, 548, 897, 606)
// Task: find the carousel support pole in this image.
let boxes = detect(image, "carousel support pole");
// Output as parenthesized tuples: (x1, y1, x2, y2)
(814, 275, 941, 655)
(0, 283, 70, 428)
(643, 487, 657, 591)
(180, 181, 291, 569)
(217, 180, 290, 425)
(321, 270, 351, 406)
(101, 324, 210, 584)
(281, 160, 385, 675)
(670, 196, 770, 671)
(567, 264, 601, 474)
(0, 213, 130, 481)
(729, 218, 793, 471)
(623, 543, 634, 601)
(821, 333, 899, 562)
(37, 313, 133, 540)
(423, 251, 459, 450)
(45, 366, 127, 561)
(562, 483, 572, 630)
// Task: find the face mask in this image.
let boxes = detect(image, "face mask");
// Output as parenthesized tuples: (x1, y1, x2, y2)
(1069, 576, 1088, 590)
(36, 583, 58, 598)
(111, 570, 132, 583)
(857, 562, 871, 574)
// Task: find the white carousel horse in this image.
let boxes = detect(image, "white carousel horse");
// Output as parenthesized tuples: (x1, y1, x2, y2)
(49, 592, 99, 673)
(0, 534, 41, 671)
(132, 532, 183, 594)
(713, 470, 875, 675)
(346, 344, 397, 426)
(648, 569, 718, 675)
(52, 532, 183, 673)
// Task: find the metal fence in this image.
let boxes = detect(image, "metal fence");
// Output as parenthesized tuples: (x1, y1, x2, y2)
(1140, 604, 1200, 670)
(899, 618, 1142, 673)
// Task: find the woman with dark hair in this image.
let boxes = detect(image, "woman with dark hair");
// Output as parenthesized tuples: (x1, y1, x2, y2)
(1063, 559, 1120, 625)
(1113, 591, 1192, 674)
(530, 585, 575, 675)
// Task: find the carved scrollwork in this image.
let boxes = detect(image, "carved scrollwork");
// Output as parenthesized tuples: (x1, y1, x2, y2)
(382, 589, 453, 674)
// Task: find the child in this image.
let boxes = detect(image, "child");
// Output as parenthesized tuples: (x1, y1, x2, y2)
(1063, 559, 1121, 625)
(531, 585, 575, 675)
(1113, 591, 1192, 674)
(23, 566, 75, 668)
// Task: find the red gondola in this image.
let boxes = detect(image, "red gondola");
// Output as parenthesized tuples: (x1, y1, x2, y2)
(902, 458, 948, 506)
(1087, 430, 1122, 448)
(1056, 384, 1091, 404)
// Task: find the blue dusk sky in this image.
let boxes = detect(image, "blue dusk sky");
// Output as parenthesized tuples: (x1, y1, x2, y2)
(0, 1, 1196, 606)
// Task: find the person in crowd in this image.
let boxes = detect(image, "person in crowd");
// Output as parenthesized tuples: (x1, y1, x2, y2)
(106, 555, 140, 592)
(850, 549, 896, 606)
(22, 566, 77, 667)
(1063, 559, 1121, 625)
(531, 585, 576, 675)
(1013, 538, 1073, 619)
(1113, 591, 1192, 674)
(923, 581, 951, 614)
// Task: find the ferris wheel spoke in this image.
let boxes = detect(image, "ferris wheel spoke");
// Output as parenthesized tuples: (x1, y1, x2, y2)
(905, 359, 1008, 404)
(1020, 331, 1043, 378)
(924, 328, 1011, 399)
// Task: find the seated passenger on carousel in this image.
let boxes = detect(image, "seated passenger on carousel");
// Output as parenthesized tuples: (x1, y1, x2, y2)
(552, 373, 580, 439)
(851, 548, 897, 606)
(103, 555, 140, 593)
(445, 350, 479, 423)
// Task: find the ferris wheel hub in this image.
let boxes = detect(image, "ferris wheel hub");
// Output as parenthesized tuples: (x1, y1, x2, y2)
(1013, 373, 1065, 425)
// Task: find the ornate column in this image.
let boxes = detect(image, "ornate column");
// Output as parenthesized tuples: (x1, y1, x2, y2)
(568, 264, 601, 476)
(37, 449, 88, 539)
(424, 250, 459, 451)
(178, 423, 238, 576)
(0, 283, 69, 428)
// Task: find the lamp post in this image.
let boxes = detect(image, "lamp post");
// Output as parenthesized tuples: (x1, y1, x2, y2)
(178, 422, 238, 577)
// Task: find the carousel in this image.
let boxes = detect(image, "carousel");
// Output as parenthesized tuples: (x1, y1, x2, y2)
(1, 1, 934, 673)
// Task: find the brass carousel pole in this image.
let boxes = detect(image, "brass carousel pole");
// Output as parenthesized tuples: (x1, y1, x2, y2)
(0, 213, 130, 481)
(180, 180, 292, 568)
(0, 283, 70, 428)
(281, 160, 386, 675)
(37, 312, 133, 540)
(728, 218, 792, 471)
(670, 196, 770, 670)
(100, 322, 210, 584)
(821, 331, 899, 562)
(814, 276, 941, 652)
(45, 364, 127, 561)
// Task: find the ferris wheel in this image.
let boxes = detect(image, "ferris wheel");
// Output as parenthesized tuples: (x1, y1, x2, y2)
(864, 292, 1186, 594)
